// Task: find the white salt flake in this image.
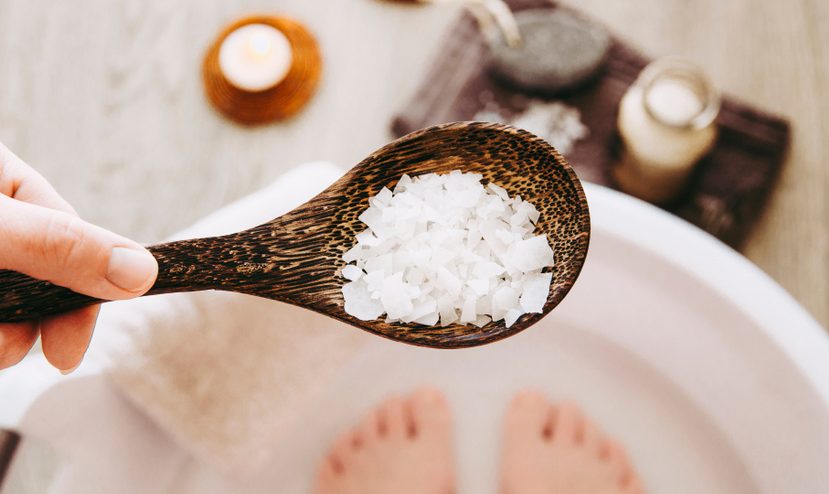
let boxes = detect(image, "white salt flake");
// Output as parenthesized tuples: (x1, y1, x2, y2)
(375, 186, 393, 205)
(342, 265, 364, 281)
(403, 297, 437, 324)
(436, 267, 462, 298)
(472, 315, 492, 328)
(508, 235, 555, 272)
(414, 311, 440, 326)
(440, 307, 459, 326)
(520, 272, 553, 313)
(473, 261, 506, 279)
(342, 244, 363, 263)
(364, 270, 385, 291)
(460, 295, 477, 323)
(487, 182, 510, 200)
(467, 278, 490, 296)
(504, 309, 523, 328)
(394, 174, 412, 193)
(342, 280, 384, 321)
(381, 273, 413, 320)
(493, 286, 519, 312)
(356, 230, 382, 247)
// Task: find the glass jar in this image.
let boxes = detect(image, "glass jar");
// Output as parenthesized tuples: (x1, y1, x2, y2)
(614, 58, 720, 204)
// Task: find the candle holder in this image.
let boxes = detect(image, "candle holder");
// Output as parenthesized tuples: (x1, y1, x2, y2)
(203, 15, 322, 125)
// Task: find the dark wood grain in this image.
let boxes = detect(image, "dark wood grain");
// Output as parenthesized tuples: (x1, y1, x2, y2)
(0, 122, 590, 348)
(0, 429, 20, 486)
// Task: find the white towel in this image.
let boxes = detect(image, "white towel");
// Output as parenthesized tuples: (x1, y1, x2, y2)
(90, 162, 371, 475)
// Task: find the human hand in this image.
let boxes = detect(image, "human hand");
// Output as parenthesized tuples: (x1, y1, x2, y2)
(0, 142, 158, 372)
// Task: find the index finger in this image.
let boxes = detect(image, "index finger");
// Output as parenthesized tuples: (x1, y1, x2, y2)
(0, 142, 76, 214)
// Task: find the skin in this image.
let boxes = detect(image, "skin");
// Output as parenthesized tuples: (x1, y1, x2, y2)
(314, 389, 644, 494)
(313, 387, 455, 494)
(0, 142, 158, 373)
(500, 392, 644, 494)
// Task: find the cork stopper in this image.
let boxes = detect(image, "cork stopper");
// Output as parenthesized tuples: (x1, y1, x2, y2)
(203, 15, 322, 125)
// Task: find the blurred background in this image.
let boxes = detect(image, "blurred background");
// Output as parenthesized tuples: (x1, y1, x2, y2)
(0, 0, 829, 332)
(1, 2, 829, 492)
(0, 0, 825, 327)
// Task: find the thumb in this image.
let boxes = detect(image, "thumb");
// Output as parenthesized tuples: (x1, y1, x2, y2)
(0, 195, 158, 300)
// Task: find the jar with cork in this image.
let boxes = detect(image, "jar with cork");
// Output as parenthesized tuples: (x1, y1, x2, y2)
(614, 58, 721, 204)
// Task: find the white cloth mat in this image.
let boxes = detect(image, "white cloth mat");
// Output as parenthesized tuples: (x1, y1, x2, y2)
(89, 161, 371, 474)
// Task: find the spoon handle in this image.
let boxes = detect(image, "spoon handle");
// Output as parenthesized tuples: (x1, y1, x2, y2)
(0, 235, 240, 323)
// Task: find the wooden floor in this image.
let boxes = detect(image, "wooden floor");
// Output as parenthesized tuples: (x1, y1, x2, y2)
(0, 0, 826, 327)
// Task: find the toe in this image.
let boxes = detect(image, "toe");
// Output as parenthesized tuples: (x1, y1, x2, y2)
(375, 403, 389, 437)
(312, 456, 341, 494)
(602, 438, 634, 481)
(327, 437, 349, 475)
(332, 432, 352, 455)
(329, 426, 362, 470)
(380, 395, 408, 438)
(363, 408, 388, 439)
(348, 428, 364, 450)
(505, 390, 551, 440)
(623, 475, 645, 494)
(409, 387, 451, 438)
(618, 460, 636, 490)
(580, 414, 603, 451)
(511, 390, 548, 409)
(320, 454, 340, 478)
(359, 407, 382, 442)
(551, 402, 585, 445)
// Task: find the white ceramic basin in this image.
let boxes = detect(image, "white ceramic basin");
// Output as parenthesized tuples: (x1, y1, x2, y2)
(2, 182, 827, 493)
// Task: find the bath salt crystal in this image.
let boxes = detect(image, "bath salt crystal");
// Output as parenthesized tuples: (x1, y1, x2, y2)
(340, 171, 555, 327)
(341, 265, 364, 281)
(508, 235, 555, 272)
(342, 280, 384, 321)
(519, 272, 553, 313)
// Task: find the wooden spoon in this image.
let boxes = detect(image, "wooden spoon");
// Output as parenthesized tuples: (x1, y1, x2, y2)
(0, 121, 590, 348)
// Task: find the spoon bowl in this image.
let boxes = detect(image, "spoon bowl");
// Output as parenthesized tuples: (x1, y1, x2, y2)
(0, 122, 590, 348)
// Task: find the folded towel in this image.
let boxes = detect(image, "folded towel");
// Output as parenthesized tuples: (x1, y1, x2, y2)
(90, 162, 371, 475)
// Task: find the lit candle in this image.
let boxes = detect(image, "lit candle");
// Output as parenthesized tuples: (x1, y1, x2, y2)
(218, 23, 293, 92)
(614, 59, 720, 204)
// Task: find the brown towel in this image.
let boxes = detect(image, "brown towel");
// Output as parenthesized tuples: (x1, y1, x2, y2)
(392, 0, 790, 248)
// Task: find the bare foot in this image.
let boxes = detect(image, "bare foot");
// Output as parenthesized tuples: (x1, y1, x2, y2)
(313, 387, 456, 494)
(500, 391, 644, 494)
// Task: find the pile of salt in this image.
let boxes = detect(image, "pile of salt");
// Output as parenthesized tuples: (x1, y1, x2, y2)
(341, 171, 554, 328)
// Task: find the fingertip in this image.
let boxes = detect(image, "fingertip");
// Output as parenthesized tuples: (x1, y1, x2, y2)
(41, 305, 99, 373)
(0, 322, 40, 369)
(60, 363, 80, 375)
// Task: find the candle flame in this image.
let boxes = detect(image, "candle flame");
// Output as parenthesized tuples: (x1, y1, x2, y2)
(246, 31, 273, 59)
